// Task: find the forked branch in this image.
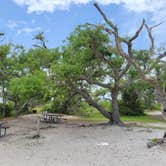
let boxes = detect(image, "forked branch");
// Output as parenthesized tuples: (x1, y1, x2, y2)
(145, 22, 163, 57)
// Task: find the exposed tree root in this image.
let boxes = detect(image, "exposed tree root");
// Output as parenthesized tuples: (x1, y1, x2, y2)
(147, 132, 166, 148)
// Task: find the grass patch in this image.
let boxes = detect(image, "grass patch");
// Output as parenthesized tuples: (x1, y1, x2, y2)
(121, 115, 162, 123)
(80, 112, 107, 122)
(81, 112, 163, 123)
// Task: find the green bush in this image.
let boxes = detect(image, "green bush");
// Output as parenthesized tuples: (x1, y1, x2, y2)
(120, 80, 158, 115)
(43, 103, 54, 112)
(119, 101, 144, 116)
(0, 102, 14, 117)
(120, 86, 145, 116)
(0, 104, 3, 117)
(43, 101, 63, 113)
(149, 103, 161, 111)
(119, 102, 132, 116)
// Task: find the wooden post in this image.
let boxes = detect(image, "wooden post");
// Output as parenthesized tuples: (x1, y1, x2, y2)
(0, 125, 1, 137)
(36, 117, 40, 137)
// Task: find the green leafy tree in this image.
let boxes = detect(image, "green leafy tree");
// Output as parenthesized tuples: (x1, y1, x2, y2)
(0, 44, 13, 116)
(9, 71, 50, 116)
(53, 25, 131, 125)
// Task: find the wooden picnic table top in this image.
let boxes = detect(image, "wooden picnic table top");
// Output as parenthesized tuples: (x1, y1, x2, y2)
(42, 112, 64, 123)
(42, 113, 64, 120)
(43, 112, 63, 116)
(46, 113, 63, 115)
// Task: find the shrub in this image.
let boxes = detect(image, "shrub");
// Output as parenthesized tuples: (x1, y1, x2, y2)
(120, 85, 145, 116)
(43, 101, 62, 113)
(43, 103, 54, 112)
(0, 103, 13, 117)
(119, 101, 144, 116)
(150, 103, 161, 111)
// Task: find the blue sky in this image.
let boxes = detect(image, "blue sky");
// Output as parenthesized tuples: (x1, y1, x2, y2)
(0, 0, 165, 49)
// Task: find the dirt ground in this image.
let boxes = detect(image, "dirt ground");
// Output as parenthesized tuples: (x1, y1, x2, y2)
(0, 114, 166, 166)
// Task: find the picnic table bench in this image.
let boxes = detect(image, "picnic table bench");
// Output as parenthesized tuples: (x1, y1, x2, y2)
(41, 111, 64, 123)
(0, 121, 9, 137)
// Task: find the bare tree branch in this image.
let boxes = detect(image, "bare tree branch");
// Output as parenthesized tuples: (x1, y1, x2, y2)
(93, 3, 152, 82)
(145, 22, 163, 57)
(129, 19, 145, 42)
(93, 3, 117, 31)
(150, 22, 164, 30)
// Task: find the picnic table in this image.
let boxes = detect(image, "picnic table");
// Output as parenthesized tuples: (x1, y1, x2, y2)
(42, 111, 64, 123)
(0, 121, 9, 137)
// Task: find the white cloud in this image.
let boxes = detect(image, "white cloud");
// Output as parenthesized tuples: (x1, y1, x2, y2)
(17, 27, 42, 35)
(99, 0, 165, 43)
(12, 0, 165, 39)
(13, 0, 166, 14)
(98, 0, 166, 13)
(13, 0, 165, 23)
(13, 0, 91, 13)
(98, 0, 166, 26)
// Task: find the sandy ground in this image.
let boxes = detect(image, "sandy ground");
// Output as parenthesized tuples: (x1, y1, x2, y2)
(0, 114, 166, 166)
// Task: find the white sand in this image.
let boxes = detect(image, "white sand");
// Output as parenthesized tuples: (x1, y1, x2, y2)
(0, 115, 166, 166)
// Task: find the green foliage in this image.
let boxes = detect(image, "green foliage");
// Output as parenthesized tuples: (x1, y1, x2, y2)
(74, 100, 112, 118)
(121, 84, 145, 116)
(0, 23, 164, 122)
(26, 48, 59, 72)
(43, 101, 64, 113)
(149, 103, 161, 111)
(8, 70, 51, 113)
(75, 102, 98, 117)
(0, 103, 13, 117)
(99, 100, 112, 112)
(9, 71, 49, 99)
(119, 101, 133, 116)
(43, 103, 53, 112)
(128, 67, 139, 79)
(132, 50, 150, 66)
(0, 44, 12, 80)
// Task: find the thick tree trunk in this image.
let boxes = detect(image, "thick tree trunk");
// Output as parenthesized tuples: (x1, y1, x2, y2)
(111, 88, 122, 125)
